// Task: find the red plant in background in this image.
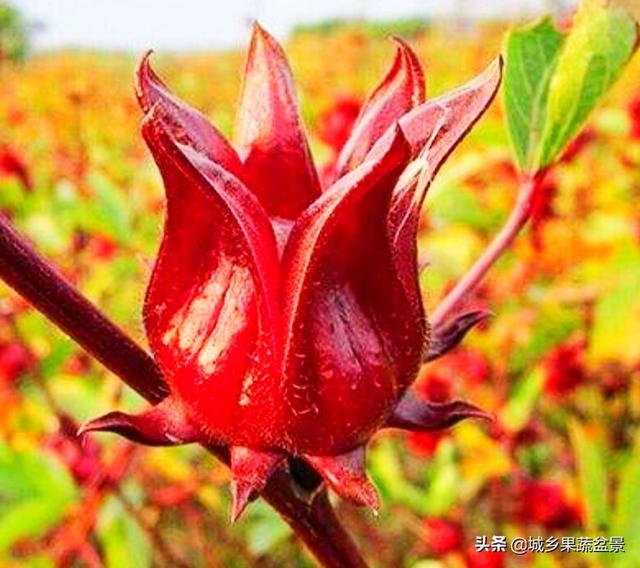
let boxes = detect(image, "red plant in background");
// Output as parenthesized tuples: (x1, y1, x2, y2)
(529, 175, 558, 251)
(0, 341, 31, 383)
(317, 95, 362, 154)
(415, 369, 453, 402)
(465, 548, 506, 568)
(420, 517, 464, 556)
(543, 336, 587, 397)
(447, 348, 491, 386)
(512, 478, 582, 529)
(44, 417, 102, 485)
(0, 146, 32, 191)
(317, 95, 362, 186)
(407, 430, 445, 456)
(73, 231, 119, 261)
(70, 24, 502, 520)
(628, 94, 640, 140)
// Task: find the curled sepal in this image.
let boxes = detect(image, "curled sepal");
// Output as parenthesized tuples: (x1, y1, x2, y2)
(136, 51, 244, 178)
(230, 447, 285, 522)
(388, 390, 493, 432)
(78, 397, 199, 446)
(334, 37, 425, 178)
(234, 23, 321, 218)
(424, 309, 492, 362)
(306, 447, 380, 512)
(398, 56, 503, 158)
(385, 57, 503, 312)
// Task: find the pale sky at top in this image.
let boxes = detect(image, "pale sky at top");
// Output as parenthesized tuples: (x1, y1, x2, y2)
(13, 0, 565, 52)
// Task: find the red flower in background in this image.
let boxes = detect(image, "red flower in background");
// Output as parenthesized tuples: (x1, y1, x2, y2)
(543, 336, 587, 397)
(317, 95, 362, 186)
(86, 235, 118, 261)
(316, 95, 362, 154)
(420, 517, 464, 555)
(407, 430, 445, 456)
(45, 420, 102, 485)
(0, 146, 32, 191)
(512, 478, 582, 529)
(628, 94, 640, 140)
(415, 369, 452, 402)
(530, 175, 558, 251)
(447, 349, 491, 386)
(79, 24, 502, 519)
(0, 341, 31, 383)
(465, 548, 506, 568)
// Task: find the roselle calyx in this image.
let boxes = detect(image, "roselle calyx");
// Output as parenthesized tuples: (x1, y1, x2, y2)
(80, 24, 502, 520)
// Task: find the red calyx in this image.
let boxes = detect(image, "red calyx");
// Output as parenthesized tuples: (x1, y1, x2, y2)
(80, 24, 502, 519)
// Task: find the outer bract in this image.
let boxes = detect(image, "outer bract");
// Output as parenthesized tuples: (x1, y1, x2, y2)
(81, 23, 502, 520)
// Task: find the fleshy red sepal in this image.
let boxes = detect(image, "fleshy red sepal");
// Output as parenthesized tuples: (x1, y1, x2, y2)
(388, 390, 493, 431)
(78, 397, 199, 446)
(136, 51, 244, 178)
(334, 37, 425, 178)
(425, 310, 492, 362)
(230, 447, 285, 521)
(234, 23, 321, 218)
(306, 447, 380, 512)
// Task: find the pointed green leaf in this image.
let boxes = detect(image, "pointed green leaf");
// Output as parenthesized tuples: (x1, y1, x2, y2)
(611, 429, 640, 566)
(503, 0, 638, 172)
(569, 420, 609, 532)
(86, 171, 132, 245)
(0, 443, 78, 553)
(539, 0, 637, 167)
(500, 368, 545, 432)
(589, 245, 640, 365)
(504, 17, 564, 171)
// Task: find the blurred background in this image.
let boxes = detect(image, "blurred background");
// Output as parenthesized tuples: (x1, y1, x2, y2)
(2, 1, 640, 567)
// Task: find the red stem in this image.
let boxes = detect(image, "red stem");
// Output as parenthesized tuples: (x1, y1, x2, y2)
(0, 215, 168, 404)
(0, 213, 367, 568)
(431, 173, 544, 328)
(264, 472, 368, 568)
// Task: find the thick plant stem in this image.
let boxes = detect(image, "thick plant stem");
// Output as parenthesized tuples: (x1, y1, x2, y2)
(431, 173, 544, 328)
(0, 215, 168, 404)
(264, 479, 368, 568)
(0, 213, 368, 568)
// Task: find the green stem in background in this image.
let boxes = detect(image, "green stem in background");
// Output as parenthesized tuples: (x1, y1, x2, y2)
(431, 172, 545, 328)
(0, 213, 368, 568)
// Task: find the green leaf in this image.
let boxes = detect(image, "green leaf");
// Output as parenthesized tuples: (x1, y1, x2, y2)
(87, 171, 132, 245)
(504, 17, 564, 171)
(589, 245, 640, 365)
(430, 183, 501, 230)
(97, 495, 152, 568)
(610, 429, 640, 566)
(0, 443, 78, 554)
(569, 420, 609, 532)
(503, 0, 638, 172)
(422, 440, 460, 516)
(539, 0, 637, 167)
(369, 438, 431, 514)
(244, 502, 291, 557)
(500, 368, 545, 432)
(0, 500, 71, 553)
